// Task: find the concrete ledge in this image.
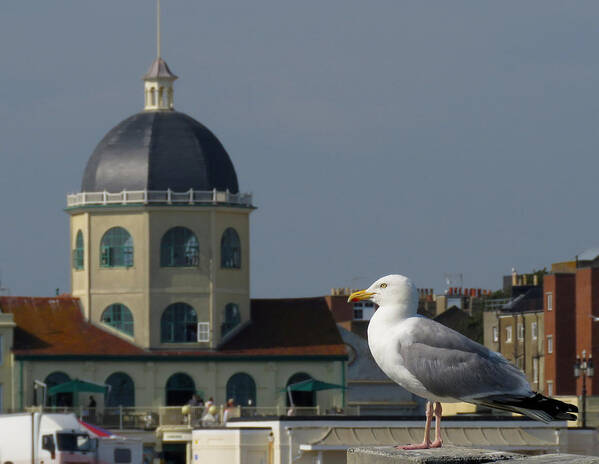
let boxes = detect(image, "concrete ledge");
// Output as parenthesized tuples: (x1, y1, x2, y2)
(347, 447, 519, 464)
(347, 446, 599, 463)
(505, 454, 599, 463)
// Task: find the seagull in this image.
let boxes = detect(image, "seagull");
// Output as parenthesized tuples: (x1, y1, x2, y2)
(348, 274, 577, 450)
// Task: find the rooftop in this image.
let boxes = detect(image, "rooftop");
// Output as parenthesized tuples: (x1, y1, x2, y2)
(0, 296, 346, 360)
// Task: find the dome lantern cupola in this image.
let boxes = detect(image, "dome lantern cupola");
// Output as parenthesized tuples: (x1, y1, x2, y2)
(143, 57, 177, 111)
(143, 0, 177, 111)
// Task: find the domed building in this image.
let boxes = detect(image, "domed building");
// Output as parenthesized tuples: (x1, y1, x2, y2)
(67, 56, 253, 349)
(0, 45, 345, 460)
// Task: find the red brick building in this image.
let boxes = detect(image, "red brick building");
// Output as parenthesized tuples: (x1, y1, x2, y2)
(543, 273, 576, 396)
(574, 268, 599, 396)
(543, 264, 599, 396)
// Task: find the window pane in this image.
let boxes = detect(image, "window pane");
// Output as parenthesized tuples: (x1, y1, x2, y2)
(222, 303, 241, 337)
(73, 231, 84, 270)
(221, 228, 241, 269)
(161, 303, 197, 343)
(106, 372, 135, 407)
(226, 373, 256, 406)
(160, 227, 199, 267)
(101, 304, 134, 336)
(100, 227, 133, 268)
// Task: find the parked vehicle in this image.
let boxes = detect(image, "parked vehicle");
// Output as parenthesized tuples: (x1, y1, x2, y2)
(0, 412, 97, 464)
(96, 437, 143, 464)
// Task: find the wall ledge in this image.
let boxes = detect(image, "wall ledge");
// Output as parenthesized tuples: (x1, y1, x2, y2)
(347, 446, 599, 464)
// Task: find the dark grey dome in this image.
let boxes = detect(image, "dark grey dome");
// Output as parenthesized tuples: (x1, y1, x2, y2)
(81, 111, 239, 193)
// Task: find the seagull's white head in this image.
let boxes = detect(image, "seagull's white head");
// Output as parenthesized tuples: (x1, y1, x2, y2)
(347, 274, 418, 311)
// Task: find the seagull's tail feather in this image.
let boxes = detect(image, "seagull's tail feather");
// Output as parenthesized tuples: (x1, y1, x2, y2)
(475, 393, 578, 423)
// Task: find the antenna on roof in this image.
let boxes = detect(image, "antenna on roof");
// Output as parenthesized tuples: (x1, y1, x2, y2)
(157, 0, 161, 59)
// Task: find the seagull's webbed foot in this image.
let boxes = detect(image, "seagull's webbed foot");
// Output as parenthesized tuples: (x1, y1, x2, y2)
(397, 401, 444, 450)
(396, 441, 431, 450)
(396, 401, 434, 450)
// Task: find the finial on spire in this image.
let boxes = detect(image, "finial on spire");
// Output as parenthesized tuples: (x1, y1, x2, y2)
(157, 0, 161, 58)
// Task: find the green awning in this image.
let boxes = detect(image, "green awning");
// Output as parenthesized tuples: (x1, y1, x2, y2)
(282, 379, 347, 392)
(48, 379, 108, 396)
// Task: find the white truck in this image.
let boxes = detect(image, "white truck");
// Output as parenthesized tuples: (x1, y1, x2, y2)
(96, 437, 143, 464)
(0, 412, 98, 464)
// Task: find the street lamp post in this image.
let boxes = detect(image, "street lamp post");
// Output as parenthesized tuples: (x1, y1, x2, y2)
(574, 349, 594, 428)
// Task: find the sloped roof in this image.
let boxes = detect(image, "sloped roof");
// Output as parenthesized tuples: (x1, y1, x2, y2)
(143, 57, 177, 80)
(220, 297, 346, 356)
(0, 296, 346, 359)
(500, 287, 543, 313)
(0, 296, 144, 356)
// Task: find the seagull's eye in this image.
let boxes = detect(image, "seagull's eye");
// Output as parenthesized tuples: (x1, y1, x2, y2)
(380, 283, 387, 288)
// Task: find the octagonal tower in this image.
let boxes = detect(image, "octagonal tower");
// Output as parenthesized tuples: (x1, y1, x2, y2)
(66, 55, 253, 350)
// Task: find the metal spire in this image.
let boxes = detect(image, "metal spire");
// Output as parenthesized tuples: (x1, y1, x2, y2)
(157, 0, 161, 58)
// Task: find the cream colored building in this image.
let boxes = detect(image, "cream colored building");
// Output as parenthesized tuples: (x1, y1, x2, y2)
(0, 46, 346, 463)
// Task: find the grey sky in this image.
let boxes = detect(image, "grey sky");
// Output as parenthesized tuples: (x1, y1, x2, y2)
(1, 1, 598, 297)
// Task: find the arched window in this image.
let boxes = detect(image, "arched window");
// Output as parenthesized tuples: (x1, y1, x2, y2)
(73, 230, 84, 270)
(161, 303, 197, 343)
(160, 227, 199, 267)
(226, 373, 256, 407)
(151, 87, 156, 106)
(101, 304, 134, 336)
(45, 371, 72, 407)
(100, 227, 133, 268)
(221, 228, 241, 269)
(221, 303, 241, 337)
(165, 373, 195, 406)
(106, 372, 135, 407)
(286, 373, 315, 407)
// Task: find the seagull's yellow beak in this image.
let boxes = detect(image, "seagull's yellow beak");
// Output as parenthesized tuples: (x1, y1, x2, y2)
(347, 289, 375, 303)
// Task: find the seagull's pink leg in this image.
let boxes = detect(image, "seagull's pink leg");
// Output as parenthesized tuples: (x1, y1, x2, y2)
(429, 402, 443, 448)
(396, 401, 432, 450)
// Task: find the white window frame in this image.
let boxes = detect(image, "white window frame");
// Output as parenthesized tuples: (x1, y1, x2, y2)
(506, 325, 513, 343)
(547, 380, 554, 396)
(492, 326, 498, 343)
(546, 292, 553, 311)
(197, 322, 210, 342)
(531, 322, 537, 340)
(517, 323, 524, 341)
(533, 358, 539, 384)
(547, 335, 553, 354)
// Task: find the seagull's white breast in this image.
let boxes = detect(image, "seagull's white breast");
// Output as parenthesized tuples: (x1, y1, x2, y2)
(368, 313, 458, 402)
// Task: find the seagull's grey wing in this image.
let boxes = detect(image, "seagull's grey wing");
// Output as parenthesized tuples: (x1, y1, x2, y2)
(399, 317, 531, 400)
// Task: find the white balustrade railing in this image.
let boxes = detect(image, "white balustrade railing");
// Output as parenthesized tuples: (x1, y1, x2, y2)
(66, 189, 253, 208)
(24, 404, 356, 430)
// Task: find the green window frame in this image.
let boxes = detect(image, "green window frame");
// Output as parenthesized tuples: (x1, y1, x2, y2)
(73, 230, 84, 270)
(226, 373, 256, 406)
(100, 227, 133, 268)
(101, 303, 134, 336)
(221, 303, 241, 337)
(221, 228, 241, 269)
(165, 372, 196, 406)
(160, 227, 199, 267)
(161, 303, 198, 343)
(105, 372, 135, 407)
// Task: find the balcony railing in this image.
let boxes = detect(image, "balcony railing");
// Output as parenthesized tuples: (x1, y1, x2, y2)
(66, 189, 253, 208)
(24, 405, 357, 430)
